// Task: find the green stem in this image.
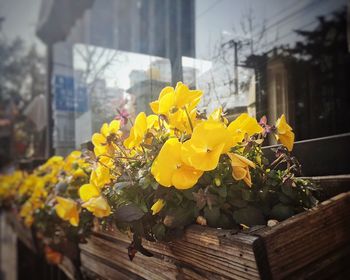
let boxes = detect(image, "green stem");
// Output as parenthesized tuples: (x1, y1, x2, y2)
(184, 106, 194, 132)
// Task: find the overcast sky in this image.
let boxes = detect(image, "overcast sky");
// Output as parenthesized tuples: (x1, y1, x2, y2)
(0, 0, 45, 53)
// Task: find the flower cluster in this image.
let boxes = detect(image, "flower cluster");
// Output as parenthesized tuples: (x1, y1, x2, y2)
(0, 82, 316, 261)
(0, 151, 94, 263)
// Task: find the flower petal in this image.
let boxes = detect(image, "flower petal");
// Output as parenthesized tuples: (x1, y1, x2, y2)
(79, 184, 100, 202)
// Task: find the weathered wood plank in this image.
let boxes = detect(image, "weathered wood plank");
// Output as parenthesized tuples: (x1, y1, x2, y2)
(286, 243, 350, 280)
(303, 174, 350, 201)
(5, 212, 36, 252)
(81, 225, 261, 280)
(58, 256, 77, 280)
(254, 192, 350, 279)
(0, 213, 17, 280)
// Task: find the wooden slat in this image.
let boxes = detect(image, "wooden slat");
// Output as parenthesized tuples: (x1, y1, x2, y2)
(5, 212, 36, 252)
(57, 256, 76, 280)
(253, 192, 350, 279)
(81, 225, 261, 280)
(302, 174, 350, 201)
(5, 212, 78, 280)
(286, 243, 350, 280)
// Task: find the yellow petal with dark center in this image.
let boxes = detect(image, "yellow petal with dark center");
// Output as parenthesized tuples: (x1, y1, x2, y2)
(151, 138, 182, 187)
(92, 133, 106, 147)
(228, 113, 263, 137)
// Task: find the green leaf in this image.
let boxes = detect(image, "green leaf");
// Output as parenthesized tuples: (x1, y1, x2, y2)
(163, 205, 196, 228)
(270, 203, 294, 221)
(230, 199, 248, 208)
(242, 189, 255, 201)
(233, 206, 266, 226)
(114, 181, 130, 191)
(211, 185, 227, 198)
(281, 184, 298, 200)
(203, 206, 220, 227)
(278, 192, 293, 204)
(114, 204, 145, 222)
(152, 224, 166, 240)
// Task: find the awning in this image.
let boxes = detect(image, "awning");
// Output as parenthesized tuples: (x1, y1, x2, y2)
(36, 0, 94, 44)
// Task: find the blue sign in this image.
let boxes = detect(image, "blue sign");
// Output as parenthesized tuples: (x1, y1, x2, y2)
(54, 75, 88, 113)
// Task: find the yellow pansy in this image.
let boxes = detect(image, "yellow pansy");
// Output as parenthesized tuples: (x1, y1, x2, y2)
(181, 120, 232, 171)
(92, 120, 121, 153)
(151, 199, 165, 215)
(79, 184, 100, 201)
(19, 201, 34, 227)
(82, 196, 111, 218)
(63, 150, 82, 172)
(79, 184, 111, 218)
(146, 114, 160, 129)
(150, 82, 202, 115)
(275, 114, 295, 151)
(44, 156, 64, 166)
(173, 82, 202, 110)
(124, 112, 148, 149)
(151, 138, 203, 189)
(227, 113, 263, 146)
(90, 162, 111, 189)
(208, 107, 228, 124)
(55, 196, 79, 226)
(72, 168, 88, 179)
(227, 153, 255, 187)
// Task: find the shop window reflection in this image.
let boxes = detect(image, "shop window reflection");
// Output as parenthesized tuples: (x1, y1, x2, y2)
(73, 44, 171, 147)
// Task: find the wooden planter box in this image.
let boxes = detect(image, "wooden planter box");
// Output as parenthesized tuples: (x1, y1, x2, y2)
(79, 192, 350, 280)
(3, 212, 77, 280)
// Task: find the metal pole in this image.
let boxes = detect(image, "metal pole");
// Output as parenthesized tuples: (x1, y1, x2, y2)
(46, 44, 54, 157)
(234, 41, 239, 95)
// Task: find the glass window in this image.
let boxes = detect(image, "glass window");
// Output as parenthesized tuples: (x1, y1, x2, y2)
(2, 0, 349, 158)
(0, 0, 47, 163)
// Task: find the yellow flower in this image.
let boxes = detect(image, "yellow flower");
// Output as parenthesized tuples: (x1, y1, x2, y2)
(124, 112, 147, 149)
(150, 86, 174, 115)
(63, 150, 82, 172)
(45, 156, 64, 166)
(173, 82, 202, 110)
(149, 82, 202, 133)
(275, 114, 295, 151)
(72, 168, 87, 179)
(79, 184, 111, 218)
(146, 114, 160, 130)
(227, 113, 263, 146)
(227, 153, 255, 187)
(19, 201, 34, 227)
(150, 82, 202, 114)
(181, 120, 232, 171)
(82, 196, 111, 218)
(208, 107, 228, 124)
(151, 199, 165, 215)
(92, 120, 121, 154)
(151, 138, 203, 189)
(55, 196, 79, 226)
(90, 162, 111, 189)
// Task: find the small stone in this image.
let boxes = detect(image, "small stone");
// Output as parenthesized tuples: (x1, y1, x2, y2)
(267, 219, 279, 227)
(196, 215, 207, 226)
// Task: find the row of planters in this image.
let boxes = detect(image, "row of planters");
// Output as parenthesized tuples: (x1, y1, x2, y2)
(1, 82, 349, 279)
